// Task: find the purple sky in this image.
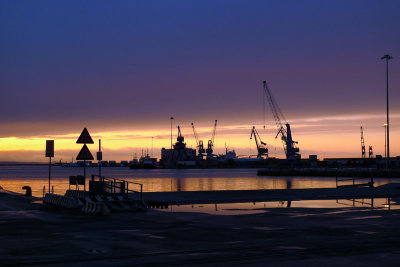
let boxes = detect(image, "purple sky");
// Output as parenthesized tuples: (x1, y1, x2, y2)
(1, 0, 400, 140)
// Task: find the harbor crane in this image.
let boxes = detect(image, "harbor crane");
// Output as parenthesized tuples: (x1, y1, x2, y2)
(191, 122, 205, 158)
(360, 126, 366, 158)
(250, 126, 268, 158)
(263, 81, 300, 160)
(171, 126, 187, 162)
(173, 126, 185, 153)
(206, 120, 218, 159)
(360, 126, 373, 159)
(177, 126, 184, 143)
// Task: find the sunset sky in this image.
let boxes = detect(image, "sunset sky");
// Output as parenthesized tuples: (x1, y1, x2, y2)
(1, 0, 400, 162)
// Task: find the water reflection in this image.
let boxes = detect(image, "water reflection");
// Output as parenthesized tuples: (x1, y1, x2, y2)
(159, 198, 399, 215)
(0, 166, 399, 198)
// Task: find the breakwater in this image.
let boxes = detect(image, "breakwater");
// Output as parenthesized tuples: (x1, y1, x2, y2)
(257, 167, 400, 178)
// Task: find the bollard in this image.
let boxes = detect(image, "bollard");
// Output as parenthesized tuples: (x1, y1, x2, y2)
(22, 186, 32, 196)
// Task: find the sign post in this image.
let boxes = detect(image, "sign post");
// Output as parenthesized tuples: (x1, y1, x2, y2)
(45, 140, 54, 193)
(97, 139, 102, 178)
(76, 128, 94, 191)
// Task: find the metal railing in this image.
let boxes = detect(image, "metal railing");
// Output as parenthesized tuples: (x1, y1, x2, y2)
(336, 169, 374, 188)
(91, 175, 143, 199)
(42, 186, 54, 198)
(336, 176, 374, 188)
(336, 198, 374, 208)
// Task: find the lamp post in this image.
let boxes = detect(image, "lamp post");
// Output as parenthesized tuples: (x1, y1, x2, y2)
(170, 117, 174, 149)
(151, 136, 154, 158)
(384, 123, 388, 158)
(381, 54, 392, 164)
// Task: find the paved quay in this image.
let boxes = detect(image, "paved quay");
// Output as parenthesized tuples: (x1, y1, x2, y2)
(2, 189, 400, 266)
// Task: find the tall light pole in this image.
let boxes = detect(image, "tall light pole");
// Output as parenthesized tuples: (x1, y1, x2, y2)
(170, 117, 174, 149)
(381, 54, 392, 164)
(384, 123, 388, 158)
(151, 136, 153, 158)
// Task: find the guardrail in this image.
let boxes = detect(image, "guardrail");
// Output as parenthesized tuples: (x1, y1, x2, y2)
(336, 198, 374, 208)
(336, 169, 374, 188)
(42, 185, 54, 198)
(91, 175, 143, 199)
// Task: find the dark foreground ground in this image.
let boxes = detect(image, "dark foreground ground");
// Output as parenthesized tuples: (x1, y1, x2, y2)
(1, 192, 400, 266)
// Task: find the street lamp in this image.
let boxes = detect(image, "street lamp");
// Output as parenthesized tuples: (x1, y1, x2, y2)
(170, 117, 174, 149)
(381, 54, 392, 163)
(383, 123, 388, 158)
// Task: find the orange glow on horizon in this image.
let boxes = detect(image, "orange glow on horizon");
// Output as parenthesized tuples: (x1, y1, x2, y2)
(1, 112, 399, 162)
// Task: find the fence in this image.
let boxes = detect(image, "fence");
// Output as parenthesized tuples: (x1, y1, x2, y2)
(91, 175, 143, 199)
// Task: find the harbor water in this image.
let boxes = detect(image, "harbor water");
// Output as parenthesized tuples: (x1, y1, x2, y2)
(1, 166, 399, 197)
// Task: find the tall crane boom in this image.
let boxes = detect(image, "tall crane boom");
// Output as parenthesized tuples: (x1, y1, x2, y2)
(191, 122, 205, 156)
(360, 126, 366, 158)
(191, 123, 199, 146)
(263, 82, 286, 130)
(206, 120, 218, 158)
(250, 126, 268, 158)
(211, 120, 217, 145)
(263, 81, 300, 160)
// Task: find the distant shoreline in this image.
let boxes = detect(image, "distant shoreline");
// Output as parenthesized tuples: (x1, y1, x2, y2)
(0, 162, 47, 166)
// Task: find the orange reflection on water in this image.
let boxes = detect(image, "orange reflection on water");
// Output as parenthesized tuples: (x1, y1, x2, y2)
(0, 166, 398, 198)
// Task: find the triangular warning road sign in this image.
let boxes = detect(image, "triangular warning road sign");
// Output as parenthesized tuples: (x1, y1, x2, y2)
(76, 128, 94, 144)
(76, 144, 94, 160)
